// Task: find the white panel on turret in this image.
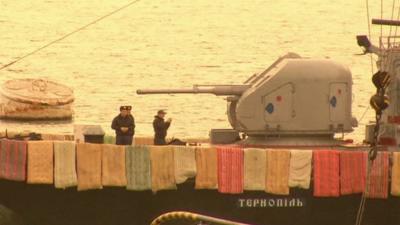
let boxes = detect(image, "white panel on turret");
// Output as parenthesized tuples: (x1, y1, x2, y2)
(329, 83, 347, 122)
(263, 83, 294, 122)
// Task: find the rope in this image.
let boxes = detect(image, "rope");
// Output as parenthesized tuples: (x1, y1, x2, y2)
(358, 105, 371, 125)
(381, 0, 399, 71)
(0, 0, 141, 71)
(354, 1, 391, 224)
(387, 0, 400, 70)
(365, 0, 375, 74)
(355, 158, 373, 225)
(389, 0, 397, 42)
(355, 110, 383, 225)
(395, 0, 400, 36)
(381, 0, 384, 40)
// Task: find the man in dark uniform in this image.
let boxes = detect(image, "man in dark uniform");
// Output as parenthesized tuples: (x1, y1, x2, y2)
(153, 110, 171, 145)
(126, 105, 135, 145)
(111, 106, 135, 145)
(127, 105, 134, 121)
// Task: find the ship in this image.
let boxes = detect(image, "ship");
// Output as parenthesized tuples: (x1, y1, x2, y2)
(0, 10, 399, 225)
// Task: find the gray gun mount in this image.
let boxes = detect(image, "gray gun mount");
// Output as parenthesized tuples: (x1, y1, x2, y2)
(137, 53, 357, 146)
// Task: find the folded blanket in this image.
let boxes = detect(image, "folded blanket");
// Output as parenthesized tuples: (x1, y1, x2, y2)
(288, 150, 312, 189)
(174, 146, 197, 184)
(217, 146, 244, 194)
(27, 141, 54, 184)
(102, 144, 127, 186)
(103, 135, 116, 144)
(0, 140, 27, 181)
(54, 141, 78, 189)
(366, 151, 389, 199)
(76, 143, 103, 191)
(266, 150, 290, 195)
(125, 145, 151, 191)
(243, 148, 266, 191)
(313, 150, 340, 197)
(195, 147, 218, 189)
(392, 152, 400, 196)
(340, 151, 367, 195)
(150, 146, 176, 192)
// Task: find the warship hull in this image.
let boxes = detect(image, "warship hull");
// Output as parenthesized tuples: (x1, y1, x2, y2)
(0, 180, 398, 225)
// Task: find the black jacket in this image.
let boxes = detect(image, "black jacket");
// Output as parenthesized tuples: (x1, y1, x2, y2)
(111, 114, 135, 136)
(153, 116, 170, 143)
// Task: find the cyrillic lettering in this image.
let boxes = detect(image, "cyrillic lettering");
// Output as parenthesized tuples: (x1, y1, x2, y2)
(268, 199, 275, 207)
(296, 199, 303, 207)
(238, 199, 245, 207)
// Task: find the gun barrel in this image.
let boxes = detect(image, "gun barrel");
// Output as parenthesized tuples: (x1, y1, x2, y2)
(136, 85, 250, 96)
(137, 89, 199, 94)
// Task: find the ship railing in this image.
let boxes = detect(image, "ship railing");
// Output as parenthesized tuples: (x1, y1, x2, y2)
(150, 211, 250, 225)
(379, 36, 400, 49)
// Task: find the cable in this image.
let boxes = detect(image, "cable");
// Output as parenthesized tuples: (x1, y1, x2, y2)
(355, 158, 373, 225)
(384, 0, 400, 71)
(358, 105, 371, 125)
(355, 2, 388, 224)
(381, 0, 384, 39)
(389, 0, 396, 41)
(355, 113, 383, 225)
(365, 0, 375, 74)
(0, 0, 141, 71)
(395, 0, 400, 36)
(381, 0, 398, 71)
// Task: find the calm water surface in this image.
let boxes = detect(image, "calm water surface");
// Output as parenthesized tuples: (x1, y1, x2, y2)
(0, 0, 392, 141)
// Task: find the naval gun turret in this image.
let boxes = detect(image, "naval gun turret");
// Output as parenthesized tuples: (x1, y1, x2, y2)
(137, 53, 357, 146)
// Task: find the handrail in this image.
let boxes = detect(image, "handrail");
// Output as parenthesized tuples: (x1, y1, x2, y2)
(150, 211, 251, 225)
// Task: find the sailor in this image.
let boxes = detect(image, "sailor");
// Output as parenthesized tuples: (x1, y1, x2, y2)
(153, 109, 171, 145)
(127, 105, 134, 120)
(126, 105, 136, 145)
(111, 106, 135, 145)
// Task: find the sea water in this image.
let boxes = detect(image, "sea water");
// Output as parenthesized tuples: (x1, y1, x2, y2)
(0, 0, 391, 142)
